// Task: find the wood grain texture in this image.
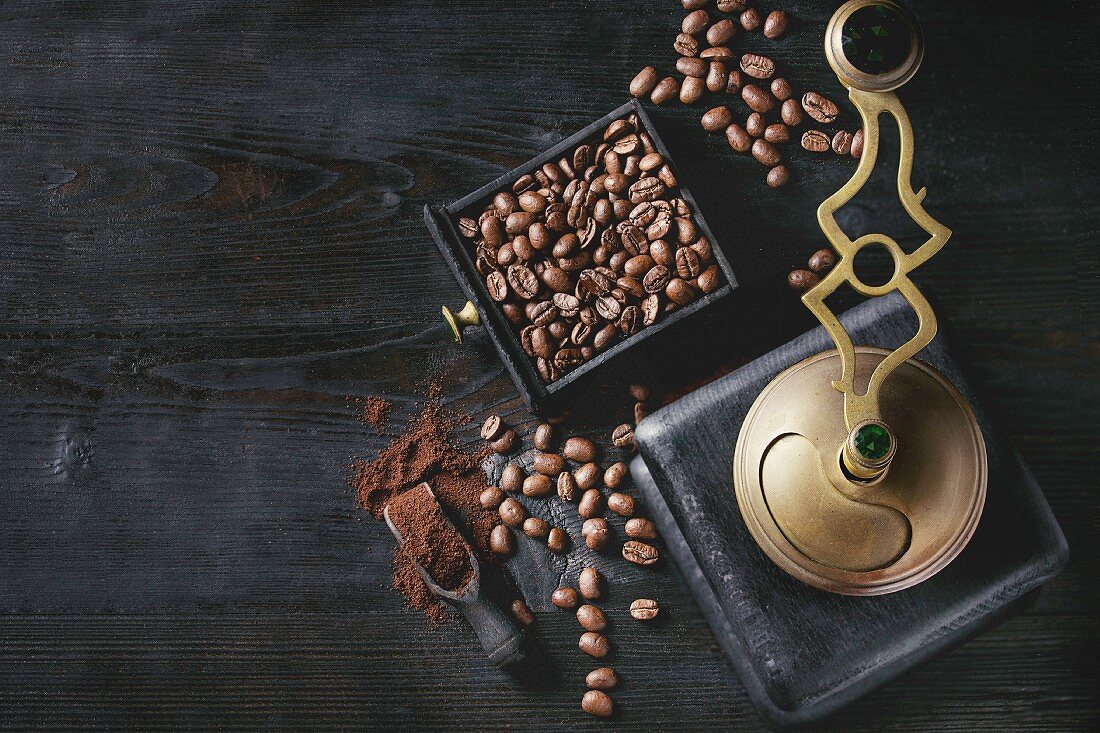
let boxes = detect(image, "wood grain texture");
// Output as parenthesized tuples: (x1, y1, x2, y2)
(0, 0, 1096, 730)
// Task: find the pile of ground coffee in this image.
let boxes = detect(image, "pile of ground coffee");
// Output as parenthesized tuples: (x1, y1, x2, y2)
(387, 483, 474, 592)
(359, 395, 392, 434)
(350, 387, 496, 624)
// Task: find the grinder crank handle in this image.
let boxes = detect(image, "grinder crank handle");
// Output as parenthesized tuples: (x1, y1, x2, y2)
(449, 592, 527, 668)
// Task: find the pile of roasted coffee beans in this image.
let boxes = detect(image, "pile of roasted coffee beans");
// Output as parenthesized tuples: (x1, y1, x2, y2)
(787, 247, 837, 291)
(479, 383, 662, 718)
(628, 1, 862, 189)
(456, 113, 726, 384)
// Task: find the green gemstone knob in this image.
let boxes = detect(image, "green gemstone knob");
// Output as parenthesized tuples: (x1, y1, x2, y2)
(854, 422, 892, 461)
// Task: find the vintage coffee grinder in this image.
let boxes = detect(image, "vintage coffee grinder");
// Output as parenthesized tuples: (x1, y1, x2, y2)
(733, 0, 987, 595)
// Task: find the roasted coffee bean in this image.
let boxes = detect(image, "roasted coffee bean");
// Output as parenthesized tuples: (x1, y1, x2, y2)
(808, 248, 836, 272)
(511, 234, 534, 261)
(547, 527, 569, 553)
(498, 497, 526, 527)
(530, 300, 558, 326)
(571, 322, 593, 345)
(701, 45, 734, 63)
(832, 130, 854, 155)
(501, 463, 524, 493)
(552, 587, 579, 609)
(536, 357, 559, 383)
(707, 18, 737, 45)
(501, 303, 524, 325)
(619, 305, 639, 335)
(624, 254, 656, 279)
(650, 239, 674, 266)
(764, 10, 789, 39)
(643, 265, 671, 294)
(532, 452, 565, 476)
(645, 209, 672, 241)
(518, 190, 547, 214)
(575, 462, 601, 490)
(481, 415, 503, 441)
(579, 566, 603, 599)
(533, 423, 554, 451)
(717, 0, 748, 12)
(701, 105, 733, 132)
(578, 488, 604, 519)
(563, 436, 598, 462)
(642, 294, 661, 324)
(507, 601, 534, 628)
(604, 461, 628, 489)
(780, 100, 805, 129)
(587, 667, 618, 690)
(612, 423, 636, 448)
(802, 92, 839, 124)
(634, 400, 646, 424)
(616, 277, 645, 300)
(507, 264, 538, 299)
(490, 524, 514, 556)
(851, 128, 864, 158)
(523, 516, 550, 539)
(608, 492, 635, 517)
(675, 56, 708, 78)
(675, 247, 702, 278)
(625, 517, 657, 539)
(577, 604, 607, 632)
(480, 216, 502, 247)
(771, 77, 792, 101)
(523, 474, 553, 498)
(706, 61, 728, 93)
(767, 165, 790, 189)
(527, 326, 552, 359)
(639, 152, 664, 172)
(691, 237, 713, 262)
(630, 598, 660, 621)
(740, 53, 775, 80)
(650, 76, 680, 105)
(557, 471, 578, 501)
(674, 32, 700, 57)
(505, 211, 536, 235)
(495, 243, 516, 266)
(543, 265, 573, 292)
(513, 174, 537, 195)
(752, 139, 781, 167)
(486, 271, 508, 301)
(682, 0, 709, 8)
(670, 68, 699, 100)
(551, 232, 579, 259)
(658, 165, 677, 188)
(628, 177, 664, 204)
(697, 264, 722, 292)
(726, 123, 752, 153)
(491, 428, 517, 454)
(746, 112, 765, 137)
(480, 486, 505, 510)
(801, 130, 831, 153)
(740, 7, 762, 31)
(682, 8, 709, 34)
(725, 68, 743, 94)
(583, 517, 610, 551)
(603, 119, 633, 143)
(548, 320, 567, 340)
(666, 278, 697, 305)
(787, 268, 820, 291)
(764, 123, 789, 144)
(457, 217, 478, 238)
(612, 134, 640, 156)
(554, 348, 585, 373)
(595, 294, 623, 322)
(742, 84, 775, 113)
(573, 144, 593, 172)
(623, 540, 659, 566)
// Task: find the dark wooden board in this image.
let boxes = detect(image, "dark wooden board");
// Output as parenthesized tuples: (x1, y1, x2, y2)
(0, 0, 1097, 730)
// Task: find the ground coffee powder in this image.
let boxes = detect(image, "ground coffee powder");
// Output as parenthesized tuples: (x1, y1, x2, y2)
(359, 395, 392, 434)
(387, 483, 474, 592)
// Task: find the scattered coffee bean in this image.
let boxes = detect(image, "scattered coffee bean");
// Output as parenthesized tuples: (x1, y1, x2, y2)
(787, 269, 820, 291)
(675, 56, 708, 78)
(767, 165, 790, 189)
(498, 497, 526, 527)
(702, 45, 735, 63)
(651, 76, 680, 105)
(552, 586, 579, 609)
(604, 461, 628, 489)
(578, 488, 604, 519)
(725, 68, 743, 94)
(586, 667, 619, 690)
(533, 423, 554, 450)
(770, 77, 792, 101)
(630, 598, 660, 621)
(612, 423, 635, 448)
(583, 517, 611, 551)
(500, 463, 524, 493)
(752, 139, 781, 167)
(490, 428, 516, 454)
(563, 436, 598, 462)
(623, 540, 659, 566)
(480, 415, 503, 441)
(740, 53, 775, 80)
(522, 516, 550, 539)
(630, 66, 659, 98)
(726, 123, 751, 153)
(682, 9, 710, 34)
(764, 10, 789, 39)
(625, 517, 658, 539)
(808, 248, 836, 273)
(490, 524, 514, 556)
(579, 631, 611, 658)
(701, 105, 733, 132)
(511, 599, 534, 626)
(581, 689, 613, 717)
(745, 112, 765, 137)
(706, 61, 728, 93)
(742, 84, 775, 113)
(480, 486, 505, 510)
(851, 128, 864, 158)
(781, 98, 804, 126)
(832, 130, 854, 155)
(547, 526, 569, 553)
(682, 0, 709, 8)
(575, 462, 602, 490)
(707, 18, 737, 46)
(717, 0, 747, 12)
(679, 74, 706, 104)
(577, 604, 608, 632)
(557, 471, 578, 501)
(802, 92, 839, 124)
(801, 130, 831, 153)
(674, 32, 699, 57)
(608, 492, 636, 517)
(764, 123, 789, 144)
(579, 566, 603, 599)
(533, 452, 565, 476)
(740, 7, 762, 31)
(698, 264, 722, 292)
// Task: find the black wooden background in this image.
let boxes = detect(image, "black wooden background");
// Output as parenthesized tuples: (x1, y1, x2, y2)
(0, 1, 1096, 730)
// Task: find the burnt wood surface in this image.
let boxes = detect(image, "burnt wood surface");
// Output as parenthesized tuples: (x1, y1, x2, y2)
(0, 1, 1096, 731)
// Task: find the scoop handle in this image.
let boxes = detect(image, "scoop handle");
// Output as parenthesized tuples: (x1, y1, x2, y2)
(452, 594, 527, 668)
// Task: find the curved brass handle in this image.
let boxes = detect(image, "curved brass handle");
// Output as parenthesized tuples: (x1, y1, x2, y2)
(803, 88, 951, 435)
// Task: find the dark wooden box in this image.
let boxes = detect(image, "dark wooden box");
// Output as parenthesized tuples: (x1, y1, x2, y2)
(424, 98, 738, 415)
(630, 292, 1069, 728)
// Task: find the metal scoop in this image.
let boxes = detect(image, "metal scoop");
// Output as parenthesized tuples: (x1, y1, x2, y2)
(383, 483, 526, 668)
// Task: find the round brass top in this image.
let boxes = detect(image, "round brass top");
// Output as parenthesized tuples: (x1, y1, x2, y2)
(733, 348, 986, 596)
(825, 0, 924, 93)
